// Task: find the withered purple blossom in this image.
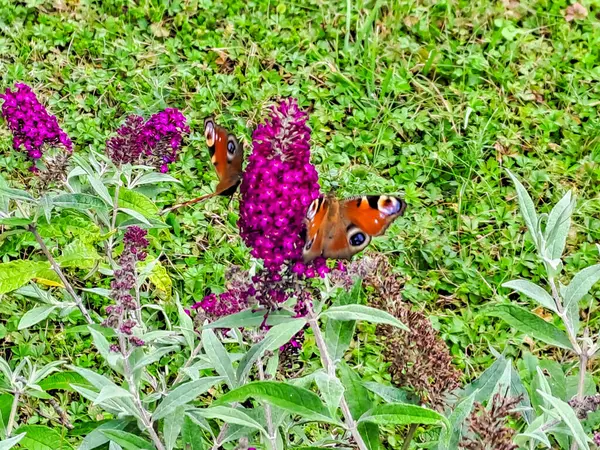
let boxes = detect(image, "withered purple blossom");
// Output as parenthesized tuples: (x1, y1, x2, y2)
(103, 225, 149, 348)
(365, 255, 461, 410)
(106, 109, 189, 172)
(459, 393, 522, 450)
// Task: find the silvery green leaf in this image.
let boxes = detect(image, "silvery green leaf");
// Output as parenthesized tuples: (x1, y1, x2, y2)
(18, 305, 58, 330)
(132, 172, 181, 187)
(131, 345, 179, 374)
(0, 432, 26, 450)
(236, 319, 306, 382)
(362, 382, 417, 404)
(81, 288, 112, 299)
(314, 371, 345, 415)
(77, 418, 132, 450)
(88, 175, 113, 206)
(153, 377, 224, 420)
(118, 208, 151, 226)
(0, 186, 36, 203)
(163, 407, 184, 450)
(538, 391, 591, 450)
(562, 264, 600, 311)
(502, 279, 557, 313)
(93, 385, 133, 405)
(175, 294, 195, 351)
(514, 414, 552, 448)
(202, 329, 236, 388)
(506, 169, 540, 250)
(89, 327, 122, 371)
(194, 406, 267, 434)
(543, 191, 574, 261)
(69, 366, 119, 391)
(320, 304, 408, 330)
(438, 389, 478, 450)
(325, 279, 361, 363)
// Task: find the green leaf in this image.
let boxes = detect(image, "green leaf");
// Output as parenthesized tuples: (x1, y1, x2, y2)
(236, 319, 306, 382)
(77, 419, 132, 450)
(153, 377, 224, 420)
(87, 175, 113, 206)
(543, 190, 574, 260)
(164, 407, 184, 450)
(99, 430, 154, 450)
(0, 260, 50, 295)
(117, 188, 159, 218)
(39, 371, 90, 391)
(538, 391, 591, 450)
(460, 357, 509, 403)
(37, 213, 101, 243)
(514, 414, 552, 448)
(325, 279, 361, 363)
(195, 406, 267, 433)
(202, 329, 236, 388)
(502, 279, 557, 313)
(93, 385, 132, 405)
(147, 257, 172, 298)
(181, 415, 205, 450)
(133, 172, 182, 186)
(506, 169, 540, 249)
(214, 381, 336, 424)
(357, 422, 381, 450)
(57, 239, 100, 269)
(204, 308, 294, 329)
(438, 390, 477, 450)
(485, 304, 573, 350)
(321, 305, 408, 330)
(0, 218, 32, 227)
(18, 305, 58, 330)
(14, 425, 73, 450)
(0, 186, 36, 203)
(314, 371, 345, 415)
(358, 403, 449, 428)
(562, 264, 600, 310)
(0, 433, 26, 450)
(339, 362, 372, 420)
(52, 193, 108, 211)
(362, 382, 418, 404)
(176, 295, 195, 351)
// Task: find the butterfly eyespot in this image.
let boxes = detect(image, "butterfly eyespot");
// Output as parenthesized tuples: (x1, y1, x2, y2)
(306, 198, 320, 220)
(378, 196, 401, 215)
(227, 141, 236, 155)
(204, 123, 215, 146)
(349, 232, 366, 247)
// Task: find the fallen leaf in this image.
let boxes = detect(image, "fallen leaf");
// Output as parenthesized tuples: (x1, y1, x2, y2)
(565, 2, 588, 21)
(150, 22, 170, 38)
(404, 15, 419, 28)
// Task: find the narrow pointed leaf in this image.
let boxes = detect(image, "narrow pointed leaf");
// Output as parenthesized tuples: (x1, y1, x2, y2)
(153, 377, 223, 420)
(502, 279, 557, 313)
(321, 305, 408, 330)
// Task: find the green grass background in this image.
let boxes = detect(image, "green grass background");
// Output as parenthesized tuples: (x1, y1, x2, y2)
(0, 0, 600, 444)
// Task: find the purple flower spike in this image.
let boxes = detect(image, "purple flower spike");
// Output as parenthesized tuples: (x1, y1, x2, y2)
(238, 98, 321, 273)
(0, 83, 72, 165)
(106, 108, 189, 172)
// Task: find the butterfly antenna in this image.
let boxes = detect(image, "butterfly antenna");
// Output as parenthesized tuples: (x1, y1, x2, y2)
(160, 193, 215, 216)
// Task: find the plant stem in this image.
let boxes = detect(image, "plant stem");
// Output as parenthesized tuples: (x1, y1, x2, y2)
(119, 333, 166, 450)
(306, 305, 369, 450)
(401, 423, 418, 450)
(106, 182, 121, 268)
(6, 391, 20, 437)
(257, 356, 277, 450)
(172, 340, 204, 386)
(29, 225, 93, 324)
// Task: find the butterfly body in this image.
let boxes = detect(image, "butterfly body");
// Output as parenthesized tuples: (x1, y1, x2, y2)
(161, 118, 243, 215)
(303, 194, 406, 262)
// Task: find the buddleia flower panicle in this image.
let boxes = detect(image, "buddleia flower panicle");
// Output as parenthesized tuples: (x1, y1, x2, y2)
(365, 255, 461, 410)
(106, 108, 189, 172)
(0, 83, 72, 170)
(459, 393, 522, 450)
(103, 225, 149, 350)
(238, 98, 321, 274)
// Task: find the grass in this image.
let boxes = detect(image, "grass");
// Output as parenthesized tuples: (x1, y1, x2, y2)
(0, 0, 600, 447)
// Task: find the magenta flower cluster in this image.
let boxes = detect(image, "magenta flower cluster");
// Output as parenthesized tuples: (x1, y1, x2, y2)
(238, 98, 321, 273)
(191, 287, 252, 319)
(106, 108, 189, 172)
(0, 83, 72, 164)
(104, 226, 149, 349)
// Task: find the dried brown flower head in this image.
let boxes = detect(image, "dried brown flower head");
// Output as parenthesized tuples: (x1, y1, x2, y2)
(365, 255, 461, 410)
(459, 393, 522, 450)
(568, 394, 600, 419)
(565, 2, 588, 21)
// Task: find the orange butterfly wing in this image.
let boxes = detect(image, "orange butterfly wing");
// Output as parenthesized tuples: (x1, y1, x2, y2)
(303, 194, 406, 262)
